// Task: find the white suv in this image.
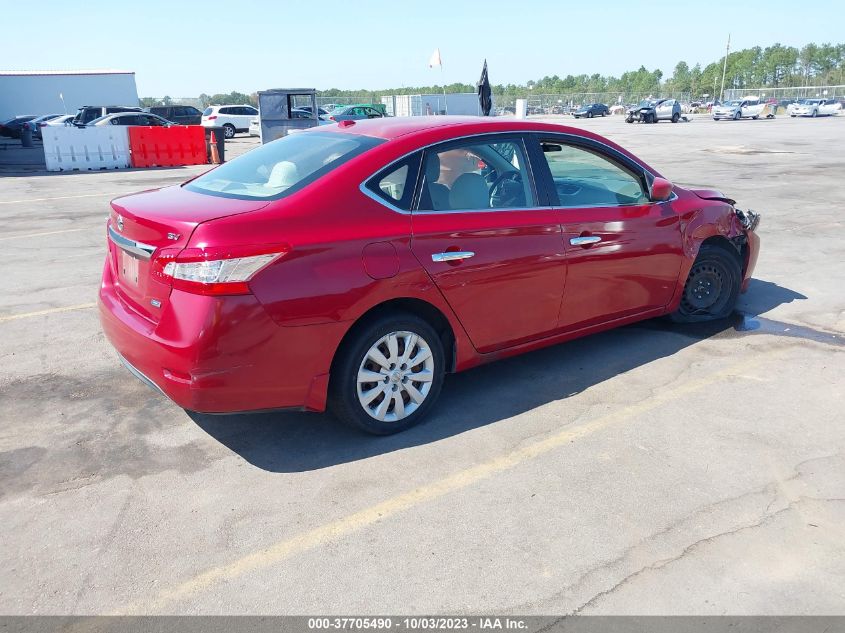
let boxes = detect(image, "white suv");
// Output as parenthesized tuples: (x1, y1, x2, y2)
(201, 105, 259, 138)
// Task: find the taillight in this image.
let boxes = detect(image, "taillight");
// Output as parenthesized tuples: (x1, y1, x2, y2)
(207, 115, 218, 120)
(153, 244, 289, 296)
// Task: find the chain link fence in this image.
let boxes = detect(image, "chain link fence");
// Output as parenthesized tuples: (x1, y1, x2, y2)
(724, 85, 845, 102)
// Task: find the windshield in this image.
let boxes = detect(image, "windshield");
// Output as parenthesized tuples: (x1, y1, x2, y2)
(185, 131, 383, 200)
(727, 101, 742, 106)
(637, 100, 654, 108)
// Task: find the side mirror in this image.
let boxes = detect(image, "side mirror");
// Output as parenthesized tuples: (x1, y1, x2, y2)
(650, 176, 674, 202)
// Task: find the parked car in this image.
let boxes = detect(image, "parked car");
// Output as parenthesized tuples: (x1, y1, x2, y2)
(327, 105, 386, 121)
(0, 115, 37, 138)
(43, 114, 76, 127)
(201, 105, 259, 138)
(712, 99, 767, 120)
(22, 114, 63, 139)
(572, 103, 609, 119)
(86, 113, 173, 127)
(295, 105, 330, 119)
(625, 99, 682, 123)
(98, 117, 761, 435)
(788, 99, 842, 117)
(145, 105, 203, 125)
(248, 109, 332, 137)
(72, 105, 142, 126)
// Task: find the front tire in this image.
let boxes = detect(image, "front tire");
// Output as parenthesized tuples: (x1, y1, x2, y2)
(587, 111, 593, 118)
(329, 313, 445, 435)
(671, 112, 680, 123)
(671, 244, 742, 323)
(733, 110, 741, 121)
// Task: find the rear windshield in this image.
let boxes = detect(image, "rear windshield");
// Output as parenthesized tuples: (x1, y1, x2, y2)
(203, 107, 213, 116)
(185, 131, 383, 200)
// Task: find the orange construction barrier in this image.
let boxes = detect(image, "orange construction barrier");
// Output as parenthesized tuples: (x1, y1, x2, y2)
(128, 125, 207, 168)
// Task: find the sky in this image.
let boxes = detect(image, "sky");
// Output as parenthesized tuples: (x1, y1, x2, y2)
(3, 0, 843, 97)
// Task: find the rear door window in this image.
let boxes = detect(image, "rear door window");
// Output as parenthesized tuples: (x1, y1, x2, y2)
(417, 137, 536, 212)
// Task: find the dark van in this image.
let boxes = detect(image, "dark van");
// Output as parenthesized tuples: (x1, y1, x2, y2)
(146, 105, 202, 125)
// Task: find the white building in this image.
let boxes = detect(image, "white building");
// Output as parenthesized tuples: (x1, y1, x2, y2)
(0, 70, 139, 120)
(382, 93, 490, 117)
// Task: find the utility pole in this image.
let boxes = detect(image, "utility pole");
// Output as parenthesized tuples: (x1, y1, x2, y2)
(719, 33, 731, 103)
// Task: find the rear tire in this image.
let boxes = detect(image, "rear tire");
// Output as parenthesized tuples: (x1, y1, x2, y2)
(222, 123, 236, 139)
(328, 313, 445, 435)
(670, 244, 742, 323)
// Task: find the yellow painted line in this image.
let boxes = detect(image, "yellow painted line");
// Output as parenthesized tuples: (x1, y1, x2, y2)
(131, 351, 774, 613)
(0, 302, 96, 323)
(0, 227, 94, 241)
(0, 192, 124, 205)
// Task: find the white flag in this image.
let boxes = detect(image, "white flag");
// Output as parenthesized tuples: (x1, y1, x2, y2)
(428, 48, 442, 68)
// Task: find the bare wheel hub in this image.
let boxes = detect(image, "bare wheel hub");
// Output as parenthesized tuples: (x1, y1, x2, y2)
(682, 263, 725, 312)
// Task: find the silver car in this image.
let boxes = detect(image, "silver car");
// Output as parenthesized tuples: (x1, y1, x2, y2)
(625, 98, 682, 124)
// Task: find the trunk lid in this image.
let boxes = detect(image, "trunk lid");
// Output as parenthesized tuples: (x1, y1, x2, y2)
(107, 185, 270, 322)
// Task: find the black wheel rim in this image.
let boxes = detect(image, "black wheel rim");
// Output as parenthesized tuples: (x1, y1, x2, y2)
(680, 260, 731, 316)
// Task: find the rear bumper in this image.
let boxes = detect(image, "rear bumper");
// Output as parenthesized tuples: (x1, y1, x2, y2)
(98, 259, 348, 413)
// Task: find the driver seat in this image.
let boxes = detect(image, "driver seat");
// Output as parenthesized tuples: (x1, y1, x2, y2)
(449, 173, 489, 210)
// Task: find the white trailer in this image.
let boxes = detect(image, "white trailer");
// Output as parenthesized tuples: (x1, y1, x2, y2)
(0, 70, 139, 120)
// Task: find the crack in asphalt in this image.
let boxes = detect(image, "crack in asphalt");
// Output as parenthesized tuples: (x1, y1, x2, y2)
(508, 452, 841, 616)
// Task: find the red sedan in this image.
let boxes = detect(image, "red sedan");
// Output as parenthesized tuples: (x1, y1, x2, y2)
(99, 117, 760, 434)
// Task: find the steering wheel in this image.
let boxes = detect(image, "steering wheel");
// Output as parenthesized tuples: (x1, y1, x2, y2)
(489, 170, 525, 208)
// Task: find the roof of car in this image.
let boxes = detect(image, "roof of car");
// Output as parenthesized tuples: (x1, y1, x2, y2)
(320, 115, 597, 141)
(315, 116, 662, 178)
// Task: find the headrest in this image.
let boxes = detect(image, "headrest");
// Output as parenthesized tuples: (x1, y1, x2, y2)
(267, 161, 299, 189)
(425, 154, 441, 183)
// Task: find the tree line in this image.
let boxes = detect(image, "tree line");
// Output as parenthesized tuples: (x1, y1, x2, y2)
(141, 41, 845, 106)
(320, 41, 845, 99)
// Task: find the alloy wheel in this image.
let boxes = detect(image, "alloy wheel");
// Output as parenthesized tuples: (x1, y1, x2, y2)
(356, 331, 434, 423)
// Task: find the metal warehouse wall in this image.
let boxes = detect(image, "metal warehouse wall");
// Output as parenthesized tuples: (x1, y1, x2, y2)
(0, 73, 139, 120)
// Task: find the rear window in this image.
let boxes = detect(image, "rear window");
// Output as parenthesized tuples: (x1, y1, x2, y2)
(185, 131, 383, 200)
(203, 107, 213, 116)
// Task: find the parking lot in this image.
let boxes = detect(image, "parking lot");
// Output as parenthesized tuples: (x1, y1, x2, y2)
(1, 114, 843, 615)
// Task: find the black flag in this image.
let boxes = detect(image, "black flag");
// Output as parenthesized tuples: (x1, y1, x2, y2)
(477, 59, 492, 116)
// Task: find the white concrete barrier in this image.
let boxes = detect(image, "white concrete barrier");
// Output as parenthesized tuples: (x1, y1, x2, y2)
(42, 126, 130, 171)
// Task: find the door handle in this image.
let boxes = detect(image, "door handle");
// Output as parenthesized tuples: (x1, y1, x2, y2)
(432, 251, 475, 262)
(569, 236, 602, 246)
